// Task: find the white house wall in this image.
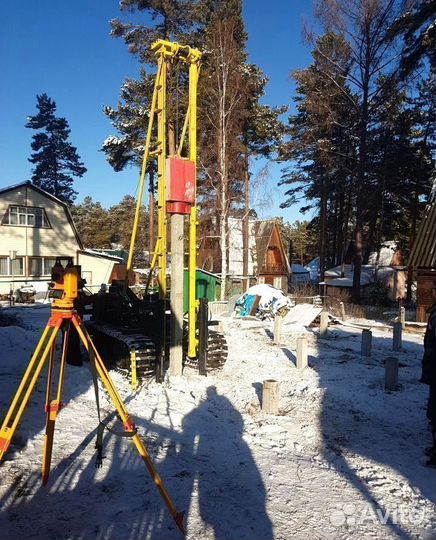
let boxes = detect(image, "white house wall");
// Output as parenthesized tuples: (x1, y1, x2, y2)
(227, 217, 256, 276)
(77, 253, 116, 291)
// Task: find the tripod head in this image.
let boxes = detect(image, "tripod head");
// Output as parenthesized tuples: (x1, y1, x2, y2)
(48, 258, 85, 310)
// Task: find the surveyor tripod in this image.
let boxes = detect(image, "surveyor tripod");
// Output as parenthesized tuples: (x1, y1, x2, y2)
(0, 259, 185, 534)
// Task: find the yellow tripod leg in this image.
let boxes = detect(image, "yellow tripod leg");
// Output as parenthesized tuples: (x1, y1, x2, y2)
(0, 319, 61, 460)
(42, 320, 69, 485)
(71, 315, 186, 535)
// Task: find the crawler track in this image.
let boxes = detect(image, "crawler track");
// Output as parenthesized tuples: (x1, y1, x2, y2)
(86, 321, 156, 379)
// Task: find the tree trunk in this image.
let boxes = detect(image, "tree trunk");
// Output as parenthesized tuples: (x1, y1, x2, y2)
(319, 177, 327, 283)
(219, 119, 228, 301)
(353, 76, 370, 303)
(364, 143, 389, 265)
(406, 188, 419, 303)
(363, 207, 379, 264)
(352, 22, 375, 304)
(336, 185, 345, 266)
(331, 192, 339, 267)
(242, 152, 250, 291)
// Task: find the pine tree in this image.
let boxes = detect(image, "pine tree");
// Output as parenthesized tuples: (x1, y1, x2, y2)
(278, 219, 318, 267)
(102, 72, 156, 171)
(26, 94, 86, 204)
(279, 2, 435, 304)
(104, 0, 286, 299)
(313, 0, 405, 301)
(103, 0, 200, 170)
(71, 197, 112, 248)
(108, 194, 149, 254)
(389, 0, 436, 78)
(279, 32, 357, 281)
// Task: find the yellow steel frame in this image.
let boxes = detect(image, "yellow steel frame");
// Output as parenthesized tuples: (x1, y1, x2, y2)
(156, 50, 167, 298)
(130, 350, 138, 391)
(187, 60, 199, 358)
(126, 60, 163, 274)
(126, 39, 201, 361)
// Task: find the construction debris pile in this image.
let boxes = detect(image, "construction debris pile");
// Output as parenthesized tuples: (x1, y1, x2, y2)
(235, 284, 293, 319)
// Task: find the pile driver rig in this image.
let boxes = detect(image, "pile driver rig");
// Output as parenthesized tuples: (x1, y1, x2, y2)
(0, 39, 229, 534)
(86, 39, 227, 387)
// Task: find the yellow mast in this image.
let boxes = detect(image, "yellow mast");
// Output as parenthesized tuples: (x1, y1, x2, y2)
(127, 39, 201, 362)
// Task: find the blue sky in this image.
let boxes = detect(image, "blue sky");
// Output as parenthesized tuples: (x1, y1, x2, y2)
(0, 0, 315, 223)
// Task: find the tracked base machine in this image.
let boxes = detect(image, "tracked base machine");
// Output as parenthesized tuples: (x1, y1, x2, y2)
(85, 282, 228, 385)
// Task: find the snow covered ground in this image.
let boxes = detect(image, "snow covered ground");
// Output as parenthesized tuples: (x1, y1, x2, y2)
(0, 305, 434, 540)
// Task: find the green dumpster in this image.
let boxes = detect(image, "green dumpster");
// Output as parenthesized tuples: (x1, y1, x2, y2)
(183, 268, 220, 313)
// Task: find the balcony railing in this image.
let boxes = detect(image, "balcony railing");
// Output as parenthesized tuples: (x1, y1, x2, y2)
(259, 264, 286, 275)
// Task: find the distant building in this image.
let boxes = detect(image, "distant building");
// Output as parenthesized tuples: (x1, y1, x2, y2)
(198, 218, 291, 292)
(323, 241, 406, 302)
(409, 178, 436, 322)
(305, 257, 320, 283)
(290, 264, 311, 286)
(0, 182, 122, 296)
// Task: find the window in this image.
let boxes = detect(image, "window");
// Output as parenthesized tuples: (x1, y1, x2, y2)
(273, 276, 283, 289)
(0, 256, 25, 276)
(29, 257, 57, 276)
(3, 206, 50, 228)
(43, 258, 57, 275)
(0, 257, 8, 276)
(11, 258, 24, 276)
(29, 257, 43, 276)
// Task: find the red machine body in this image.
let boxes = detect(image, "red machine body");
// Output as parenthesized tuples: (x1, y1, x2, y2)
(166, 157, 195, 214)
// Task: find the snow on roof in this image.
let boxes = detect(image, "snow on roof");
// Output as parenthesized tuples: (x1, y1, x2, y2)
(368, 241, 398, 266)
(80, 249, 123, 262)
(325, 264, 373, 278)
(324, 265, 374, 287)
(133, 268, 149, 275)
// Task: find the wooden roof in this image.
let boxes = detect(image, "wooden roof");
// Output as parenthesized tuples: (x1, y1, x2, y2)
(197, 219, 290, 276)
(253, 221, 275, 271)
(254, 221, 290, 275)
(410, 180, 436, 269)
